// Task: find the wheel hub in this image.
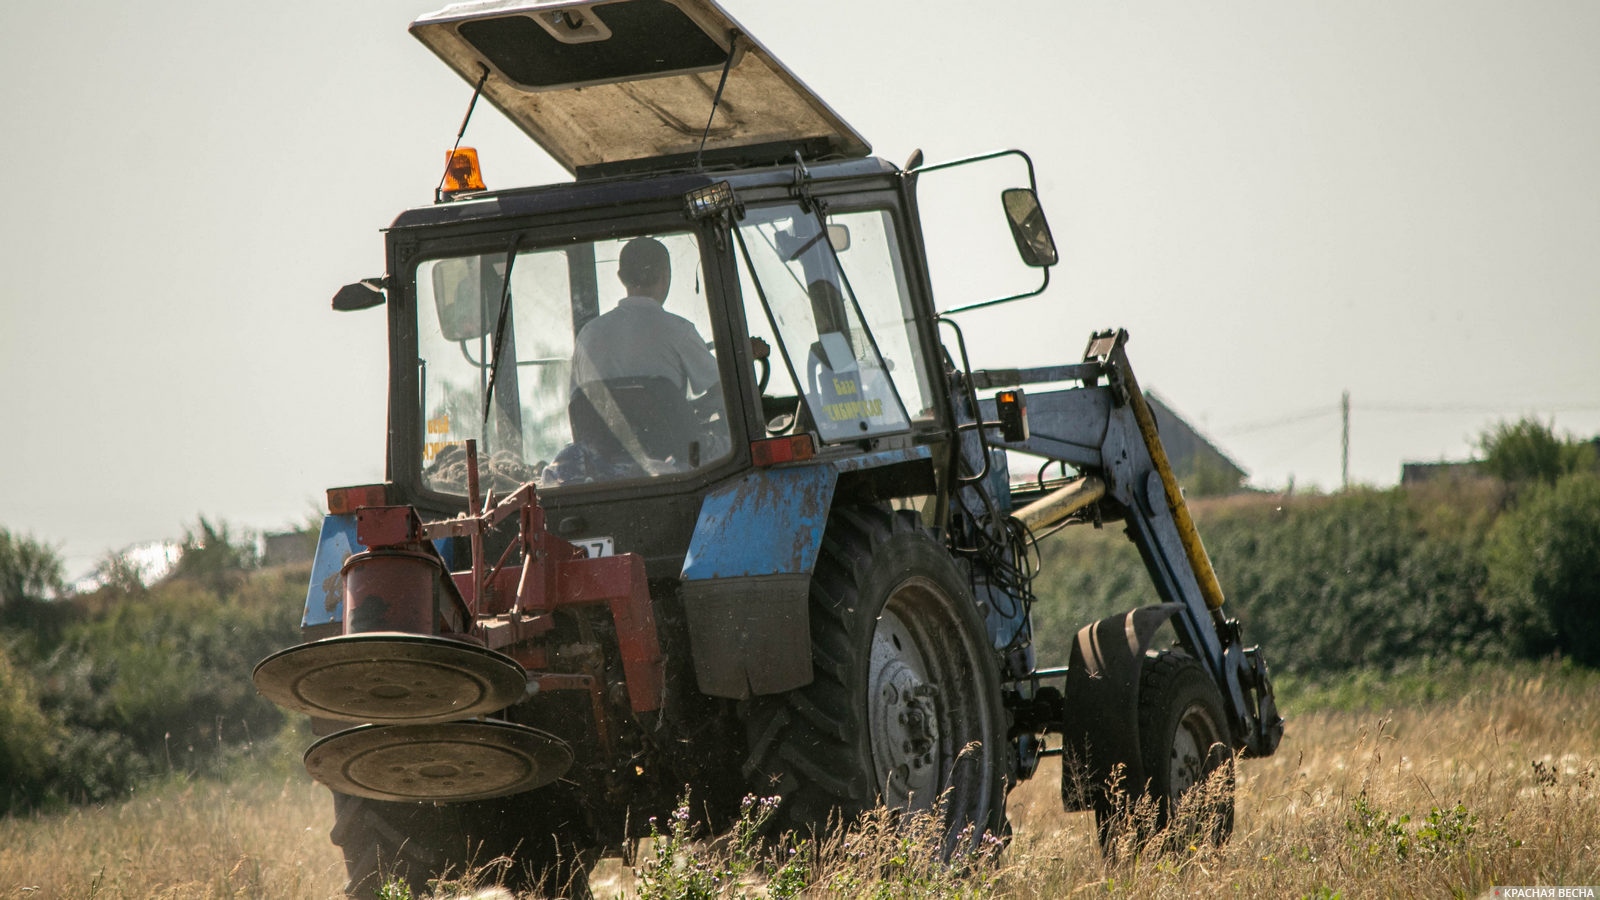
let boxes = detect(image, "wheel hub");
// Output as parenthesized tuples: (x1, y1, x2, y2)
(868, 610, 943, 808)
(1170, 705, 1214, 794)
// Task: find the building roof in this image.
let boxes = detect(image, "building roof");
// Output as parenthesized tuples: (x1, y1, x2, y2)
(1145, 391, 1249, 492)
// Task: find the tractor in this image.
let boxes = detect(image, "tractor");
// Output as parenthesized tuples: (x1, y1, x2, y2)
(253, 1, 1283, 896)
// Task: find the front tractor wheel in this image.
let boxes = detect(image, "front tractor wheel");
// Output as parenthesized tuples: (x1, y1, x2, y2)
(740, 507, 1009, 849)
(1098, 649, 1235, 850)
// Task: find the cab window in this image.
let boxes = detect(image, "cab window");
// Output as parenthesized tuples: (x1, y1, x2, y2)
(414, 231, 731, 495)
(733, 203, 913, 443)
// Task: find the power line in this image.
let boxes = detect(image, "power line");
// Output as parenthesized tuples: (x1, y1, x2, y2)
(1215, 404, 1340, 437)
(1216, 400, 1600, 436)
(1361, 403, 1600, 415)
(1211, 394, 1600, 490)
(1249, 418, 1343, 474)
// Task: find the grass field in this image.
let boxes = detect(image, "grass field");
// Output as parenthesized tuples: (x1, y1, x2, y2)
(2, 660, 1595, 899)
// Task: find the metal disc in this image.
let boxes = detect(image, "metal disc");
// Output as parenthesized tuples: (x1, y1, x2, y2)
(253, 632, 526, 724)
(304, 720, 572, 803)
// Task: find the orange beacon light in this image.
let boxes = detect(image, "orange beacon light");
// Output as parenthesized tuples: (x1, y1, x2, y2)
(442, 147, 486, 194)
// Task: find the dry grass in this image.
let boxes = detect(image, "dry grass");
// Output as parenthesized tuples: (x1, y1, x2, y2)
(2, 662, 1595, 899)
(0, 775, 345, 898)
(998, 661, 1600, 898)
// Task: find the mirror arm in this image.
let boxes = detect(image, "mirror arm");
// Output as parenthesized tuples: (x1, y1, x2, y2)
(937, 267, 1051, 317)
(906, 147, 1058, 312)
(905, 148, 1041, 194)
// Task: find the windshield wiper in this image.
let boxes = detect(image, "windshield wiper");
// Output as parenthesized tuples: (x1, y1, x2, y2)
(480, 242, 520, 429)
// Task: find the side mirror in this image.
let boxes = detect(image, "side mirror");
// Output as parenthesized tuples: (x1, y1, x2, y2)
(432, 257, 498, 341)
(827, 223, 851, 253)
(777, 223, 852, 262)
(1001, 188, 1058, 268)
(332, 280, 386, 311)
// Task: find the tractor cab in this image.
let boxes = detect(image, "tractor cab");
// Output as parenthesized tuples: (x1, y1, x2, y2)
(407, 181, 925, 501)
(355, 0, 1051, 575)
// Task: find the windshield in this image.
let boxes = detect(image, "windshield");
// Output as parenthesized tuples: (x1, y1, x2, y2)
(733, 203, 913, 443)
(414, 230, 731, 496)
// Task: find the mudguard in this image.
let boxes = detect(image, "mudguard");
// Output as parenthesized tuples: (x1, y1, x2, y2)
(1058, 602, 1184, 811)
(679, 464, 834, 699)
(678, 447, 933, 699)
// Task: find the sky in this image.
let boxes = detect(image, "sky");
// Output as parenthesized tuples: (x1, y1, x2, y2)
(2, 1, 1598, 577)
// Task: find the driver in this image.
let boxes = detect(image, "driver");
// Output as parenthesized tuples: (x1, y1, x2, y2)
(569, 236, 720, 403)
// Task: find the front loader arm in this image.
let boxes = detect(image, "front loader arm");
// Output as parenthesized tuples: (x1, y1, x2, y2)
(975, 329, 1283, 758)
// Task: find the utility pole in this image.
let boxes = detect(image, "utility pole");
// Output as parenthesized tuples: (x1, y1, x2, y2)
(1341, 390, 1350, 491)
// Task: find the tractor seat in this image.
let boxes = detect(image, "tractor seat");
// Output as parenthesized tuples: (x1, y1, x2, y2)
(569, 376, 699, 467)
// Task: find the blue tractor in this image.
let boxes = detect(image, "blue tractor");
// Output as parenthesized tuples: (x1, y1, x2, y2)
(254, 1, 1282, 895)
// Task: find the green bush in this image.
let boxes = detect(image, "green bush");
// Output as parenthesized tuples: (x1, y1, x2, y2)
(1028, 522, 1150, 668)
(0, 645, 60, 812)
(39, 575, 299, 767)
(0, 528, 63, 607)
(1030, 489, 1501, 676)
(1485, 472, 1600, 665)
(173, 516, 261, 598)
(0, 517, 304, 811)
(46, 726, 151, 805)
(1478, 417, 1595, 487)
(1215, 490, 1496, 674)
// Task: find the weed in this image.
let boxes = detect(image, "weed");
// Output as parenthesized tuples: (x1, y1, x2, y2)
(1345, 794, 1482, 862)
(815, 802, 1004, 898)
(1532, 759, 1560, 786)
(1415, 803, 1477, 856)
(1346, 792, 1412, 859)
(634, 792, 792, 900)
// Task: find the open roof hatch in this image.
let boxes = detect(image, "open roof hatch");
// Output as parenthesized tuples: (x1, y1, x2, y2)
(410, 0, 872, 178)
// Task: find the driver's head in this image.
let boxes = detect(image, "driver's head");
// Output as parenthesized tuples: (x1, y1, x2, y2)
(619, 237, 671, 300)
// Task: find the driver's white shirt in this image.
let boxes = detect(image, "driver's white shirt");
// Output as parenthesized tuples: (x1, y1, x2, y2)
(569, 296, 720, 395)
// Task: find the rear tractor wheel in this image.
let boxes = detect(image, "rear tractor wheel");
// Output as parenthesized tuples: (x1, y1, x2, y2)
(331, 788, 595, 899)
(740, 506, 1009, 851)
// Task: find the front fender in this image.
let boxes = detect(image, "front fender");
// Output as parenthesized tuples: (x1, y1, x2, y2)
(1058, 602, 1183, 811)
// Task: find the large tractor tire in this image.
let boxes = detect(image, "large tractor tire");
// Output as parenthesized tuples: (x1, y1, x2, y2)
(1098, 649, 1234, 849)
(331, 788, 595, 899)
(740, 506, 1009, 850)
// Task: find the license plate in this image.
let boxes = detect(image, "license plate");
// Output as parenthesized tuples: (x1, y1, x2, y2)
(575, 536, 614, 558)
